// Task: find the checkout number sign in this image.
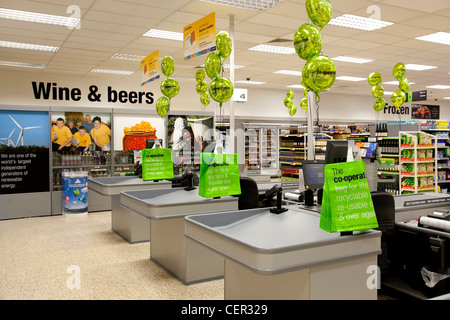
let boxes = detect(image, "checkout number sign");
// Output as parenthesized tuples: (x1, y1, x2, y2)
(320, 160, 379, 233)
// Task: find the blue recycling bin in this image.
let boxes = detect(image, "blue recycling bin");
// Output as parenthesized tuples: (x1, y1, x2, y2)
(62, 171, 88, 216)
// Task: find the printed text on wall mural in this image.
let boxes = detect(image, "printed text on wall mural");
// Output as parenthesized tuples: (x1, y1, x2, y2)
(31, 82, 154, 104)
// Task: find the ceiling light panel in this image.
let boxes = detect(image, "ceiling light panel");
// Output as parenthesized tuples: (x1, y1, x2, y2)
(405, 64, 437, 71)
(199, 0, 282, 11)
(332, 56, 373, 64)
(383, 81, 416, 85)
(427, 85, 450, 89)
(0, 8, 79, 28)
(91, 69, 134, 75)
(287, 85, 304, 89)
(416, 32, 450, 46)
(0, 40, 58, 52)
(274, 70, 302, 76)
(235, 80, 266, 85)
(111, 53, 146, 61)
(329, 14, 394, 31)
(248, 44, 295, 55)
(335, 76, 366, 82)
(143, 29, 183, 41)
(0, 60, 45, 68)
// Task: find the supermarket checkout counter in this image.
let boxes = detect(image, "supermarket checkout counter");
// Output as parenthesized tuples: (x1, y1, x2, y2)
(120, 187, 238, 284)
(185, 202, 381, 300)
(88, 176, 172, 243)
(385, 192, 450, 298)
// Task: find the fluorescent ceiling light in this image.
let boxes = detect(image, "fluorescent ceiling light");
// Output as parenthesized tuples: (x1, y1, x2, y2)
(0, 8, 79, 28)
(0, 40, 58, 52)
(416, 32, 450, 46)
(199, 0, 282, 11)
(329, 14, 394, 31)
(383, 81, 416, 85)
(384, 91, 394, 96)
(427, 85, 450, 89)
(444, 97, 450, 100)
(235, 80, 266, 85)
(287, 85, 304, 89)
(171, 74, 195, 80)
(336, 76, 365, 82)
(111, 53, 146, 61)
(248, 44, 294, 55)
(143, 29, 183, 41)
(405, 64, 437, 71)
(91, 69, 134, 75)
(223, 64, 245, 69)
(332, 56, 373, 64)
(0, 60, 45, 68)
(274, 70, 302, 76)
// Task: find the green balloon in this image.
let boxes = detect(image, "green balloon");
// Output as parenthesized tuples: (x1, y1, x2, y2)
(216, 31, 232, 59)
(294, 23, 322, 61)
(160, 78, 180, 99)
(391, 90, 406, 109)
(289, 105, 297, 117)
(372, 85, 384, 98)
(284, 97, 293, 108)
(161, 56, 175, 77)
(200, 92, 210, 107)
(156, 96, 170, 118)
(368, 72, 382, 86)
(373, 97, 386, 112)
(393, 63, 406, 80)
(195, 69, 206, 82)
(196, 81, 208, 94)
(305, 0, 333, 29)
(286, 90, 294, 99)
(302, 55, 336, 93)
(205, 52, 222, 80)
(399, 77, 410, 93)
(300, 97, 308, 110)
(209, 77, 233, 105)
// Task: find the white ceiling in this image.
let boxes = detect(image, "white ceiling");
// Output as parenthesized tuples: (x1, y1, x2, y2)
(0, 0, 450, 101)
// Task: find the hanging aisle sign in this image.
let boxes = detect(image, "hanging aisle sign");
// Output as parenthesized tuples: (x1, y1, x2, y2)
(199, 153, 241, 198)
(141, 148, 174, 181)
(320, 160, 379, 233)
(140, 50, 160, 86)
(183, 12, 216, 60)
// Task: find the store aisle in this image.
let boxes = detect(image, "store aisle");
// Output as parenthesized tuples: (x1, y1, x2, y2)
(0, 211, 224, 300)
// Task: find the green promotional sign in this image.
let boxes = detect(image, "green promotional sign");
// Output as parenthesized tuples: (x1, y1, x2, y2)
(141, 148, 174, 181)
(199, 153, 241, 198)
(320, 160, 379, 233)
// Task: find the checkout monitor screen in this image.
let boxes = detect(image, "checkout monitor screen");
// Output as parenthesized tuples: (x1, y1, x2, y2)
(302, 160, 325, 190)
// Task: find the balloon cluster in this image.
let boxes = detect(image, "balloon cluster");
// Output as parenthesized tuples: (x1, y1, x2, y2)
(203, 31, 234, 108)
(156, 56, 180, 118)
(290, 0, 336, 115)
(284, 90, 297, 116)
(195, 69, 210, 108)
(368, 72, 386, 113)
(390, 63, 409, 109)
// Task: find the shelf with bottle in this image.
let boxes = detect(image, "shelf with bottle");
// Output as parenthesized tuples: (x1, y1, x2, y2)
(52, 167, 111, 191)
(375, 123, 389, 137)
(398, 131, 438, 194)
(52, 151, 111, 167)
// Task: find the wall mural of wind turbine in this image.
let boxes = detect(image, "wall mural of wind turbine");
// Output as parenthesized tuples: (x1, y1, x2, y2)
(0, 128, 16, 147)
(8, 114, 42, 146)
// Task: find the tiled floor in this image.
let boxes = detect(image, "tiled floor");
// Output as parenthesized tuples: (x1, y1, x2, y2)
(0, 211, 224, 300)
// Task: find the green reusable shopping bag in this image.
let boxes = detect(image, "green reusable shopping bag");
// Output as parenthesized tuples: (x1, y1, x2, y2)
(198, 153, 241, 198)
(320, 160, 378, 233)
(141, 148, 174, 181)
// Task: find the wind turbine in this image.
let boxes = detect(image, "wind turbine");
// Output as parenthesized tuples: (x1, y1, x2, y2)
(0, 128, 16, 147)
(8, 115, 41, 146)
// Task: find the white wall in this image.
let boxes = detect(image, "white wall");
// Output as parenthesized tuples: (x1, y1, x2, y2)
(0, 69, 449, 123)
